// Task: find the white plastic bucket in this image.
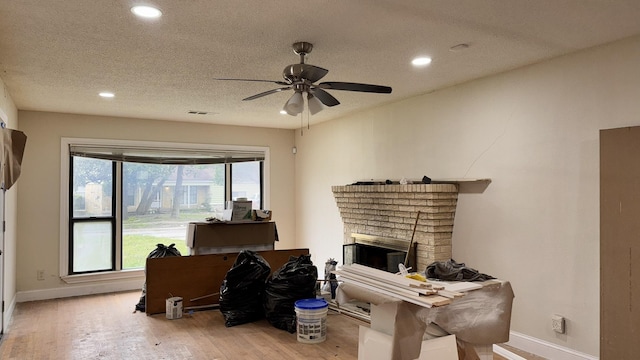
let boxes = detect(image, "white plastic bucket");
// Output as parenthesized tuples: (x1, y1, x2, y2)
(294, 298, 328, 344)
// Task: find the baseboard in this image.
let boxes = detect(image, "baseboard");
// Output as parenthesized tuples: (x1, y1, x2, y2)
(506, 331, 598, 360)
(15, 279, 143, 303)
(493, 345, 527, 360)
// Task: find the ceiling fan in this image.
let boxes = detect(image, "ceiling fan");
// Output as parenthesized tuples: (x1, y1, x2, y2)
(216, 42, 392, 116)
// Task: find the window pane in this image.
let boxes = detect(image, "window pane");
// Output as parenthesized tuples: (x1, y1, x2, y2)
(72, 156, 113, 218)
(121, 163, 225, 269)
(73, 221, 112, 272)
(231, 161, 262, 209)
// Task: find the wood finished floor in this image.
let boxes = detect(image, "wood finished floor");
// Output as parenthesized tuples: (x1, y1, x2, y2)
(0, 290, 364, 360)
(0, 290, 546, 360)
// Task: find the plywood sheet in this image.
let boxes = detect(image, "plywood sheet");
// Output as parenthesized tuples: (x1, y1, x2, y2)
(600, 126, 640, 359)
(145, 248, 310, 315)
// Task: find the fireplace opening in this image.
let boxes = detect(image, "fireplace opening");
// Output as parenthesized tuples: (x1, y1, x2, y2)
(343, 233, 416, 273)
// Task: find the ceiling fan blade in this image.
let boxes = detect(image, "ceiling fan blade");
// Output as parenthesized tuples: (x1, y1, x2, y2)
(309, 87, 340, 107)
(242, 87, 292, 101)
(318, 82, 392, 94)
(300, 65, 329, 83)
(215, 78, 290, 86)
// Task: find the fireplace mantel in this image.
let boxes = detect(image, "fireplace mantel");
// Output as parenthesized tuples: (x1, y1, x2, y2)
(332, 183, 459, 271)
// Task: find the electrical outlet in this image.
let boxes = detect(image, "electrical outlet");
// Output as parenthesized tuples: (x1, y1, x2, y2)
(552, 314, 565, 334)
(37, 270, 45, 281)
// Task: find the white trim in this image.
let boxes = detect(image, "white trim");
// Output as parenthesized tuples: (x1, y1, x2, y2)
(59, 140, 70, 277)
(493, 345, 527, 360)
(506, 331, 598, 360)
(16, 278, 143, 303)
(61, 269, 144, 284)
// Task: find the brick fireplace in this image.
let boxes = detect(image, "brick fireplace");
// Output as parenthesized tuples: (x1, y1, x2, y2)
(332, 183, 459, 272)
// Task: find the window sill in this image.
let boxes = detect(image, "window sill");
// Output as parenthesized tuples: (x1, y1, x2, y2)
(61, 269, 144, 284)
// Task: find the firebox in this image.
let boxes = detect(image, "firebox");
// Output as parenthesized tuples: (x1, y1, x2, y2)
(343, 233, 416, 273)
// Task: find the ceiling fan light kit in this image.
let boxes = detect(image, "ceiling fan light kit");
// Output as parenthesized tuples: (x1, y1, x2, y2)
(307, 93, 324, 115)
(217, 42, 392, 117)
(283, 91, 304, 115)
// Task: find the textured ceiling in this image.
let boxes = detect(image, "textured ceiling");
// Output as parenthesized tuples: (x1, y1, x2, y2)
(1, 1, 640, 129)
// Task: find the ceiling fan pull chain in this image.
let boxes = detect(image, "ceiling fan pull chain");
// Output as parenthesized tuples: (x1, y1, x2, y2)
(300, 112, 304, 136)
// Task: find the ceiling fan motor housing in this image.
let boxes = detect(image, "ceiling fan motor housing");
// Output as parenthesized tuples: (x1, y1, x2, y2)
(282, 64, 306, 83)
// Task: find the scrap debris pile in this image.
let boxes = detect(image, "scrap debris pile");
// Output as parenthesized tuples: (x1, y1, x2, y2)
(333, 263, 472, 308)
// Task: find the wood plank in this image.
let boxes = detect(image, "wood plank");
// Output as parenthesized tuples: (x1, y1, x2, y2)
(338, 278, 437, 308)
(422, 295, 452, 307)
(438, 281, 483, 292)
(600, 126, 640, 359)
(334, 270, 435, 297)
(145, 248, 310, 315)
(342, 263, 429, 288)
(437, 290, 465, 299)
(336, 264, 455, 307)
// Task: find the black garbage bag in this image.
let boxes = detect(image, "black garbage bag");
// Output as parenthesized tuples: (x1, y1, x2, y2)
(219, 250, 271, 327)
(263, 254, 318, 333)
(425, 259, 495, 282)
(135, 243, 182, 312)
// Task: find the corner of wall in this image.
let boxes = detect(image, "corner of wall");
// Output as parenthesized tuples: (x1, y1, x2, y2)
(0, 76, 19, 335)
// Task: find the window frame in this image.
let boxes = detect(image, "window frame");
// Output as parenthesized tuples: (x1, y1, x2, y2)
(68, 157, 117, 274)
(59, 137, 270, 283)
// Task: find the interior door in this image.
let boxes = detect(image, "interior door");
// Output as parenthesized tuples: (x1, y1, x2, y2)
(600, 126, 640, 358)
(0, 188, 4, 336)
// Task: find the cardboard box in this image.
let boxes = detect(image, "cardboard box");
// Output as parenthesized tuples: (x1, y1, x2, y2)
(166, 297, 183, 320)
(358, 326, 458, 360)
(186, 221, 277, 249)
(221, 201, 254, 221)
(231, 200, 252, 221)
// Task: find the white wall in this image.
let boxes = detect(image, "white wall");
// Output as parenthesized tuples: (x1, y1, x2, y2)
(295, 35, 640, 357)
(0, 77, 19, 330)
(17, 112, 295, 295)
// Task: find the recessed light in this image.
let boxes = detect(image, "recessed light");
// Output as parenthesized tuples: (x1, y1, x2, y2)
(131, 5, 162, 18)
(411, 57, 432, 67)
(99, 92, 115, 98)
(280, 110, 287, 115)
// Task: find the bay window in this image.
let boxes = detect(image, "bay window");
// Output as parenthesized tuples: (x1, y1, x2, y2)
(61, 138, 268, 281)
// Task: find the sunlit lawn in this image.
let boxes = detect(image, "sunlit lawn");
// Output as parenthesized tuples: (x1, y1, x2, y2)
(123, 211, 213, 228)
(123, 234, 189, 269)
(121, 210, 214, 268)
